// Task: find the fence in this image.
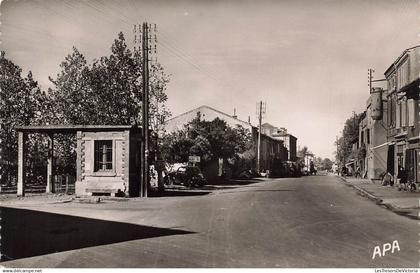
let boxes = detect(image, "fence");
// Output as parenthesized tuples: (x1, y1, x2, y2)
(51, 175, 75, 194)
(0, 174, 75, 194)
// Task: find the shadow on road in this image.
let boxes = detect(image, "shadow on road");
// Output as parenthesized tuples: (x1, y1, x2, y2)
(253, 189, 295, 192)
(149, 190, 211, 197)
(0, 207, 194, 261)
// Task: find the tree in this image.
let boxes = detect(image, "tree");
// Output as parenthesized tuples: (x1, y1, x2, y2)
(161, 113, 253, 167)
(47, 32, 171, 177)
(336, 112, 363, 167)
(322, 158, 333, 171)
(49, 32, 170, 126)
(297, 146, 310, 166)
(0, 52, 51, 185)
(314, 156, 323, 170)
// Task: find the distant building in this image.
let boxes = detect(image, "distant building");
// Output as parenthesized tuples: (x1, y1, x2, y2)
(165, 105, 288, 176)
(261, 123, 297, 161)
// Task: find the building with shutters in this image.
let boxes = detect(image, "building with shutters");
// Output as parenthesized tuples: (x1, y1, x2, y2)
(261, 123, 298, 161)
(385, 45, 420, 183)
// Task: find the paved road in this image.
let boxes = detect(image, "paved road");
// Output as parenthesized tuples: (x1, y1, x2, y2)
(2, 175, 419, 267)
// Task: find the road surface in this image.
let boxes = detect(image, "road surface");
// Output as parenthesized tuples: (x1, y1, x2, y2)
(2, 175, 419, 267)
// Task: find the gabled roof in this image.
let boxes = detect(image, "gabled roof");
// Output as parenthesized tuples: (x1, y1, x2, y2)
(261, 122, 276, 128)
(166, 105, 252, 128)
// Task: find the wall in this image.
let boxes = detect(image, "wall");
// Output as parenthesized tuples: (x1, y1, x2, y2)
(366, 89, 388, 180)
(76, 130, 130, 196)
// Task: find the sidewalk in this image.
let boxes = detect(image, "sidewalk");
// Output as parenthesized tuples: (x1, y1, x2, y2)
(338, 176, 420, 220)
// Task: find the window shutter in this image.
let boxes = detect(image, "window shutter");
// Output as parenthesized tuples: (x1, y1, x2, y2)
(401, 100, 407, 127)
(387, 99, 392, 127)
(396, 101, 401, 128)
(408, 99, 415, 127)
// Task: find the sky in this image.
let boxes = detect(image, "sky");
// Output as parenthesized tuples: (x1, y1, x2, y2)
(1, 0, 419, 159)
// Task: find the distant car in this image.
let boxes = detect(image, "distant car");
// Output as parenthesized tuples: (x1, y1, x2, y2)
(301, 167, 309, 176)
(165, 165, 206, 188)
(237, 169, 252, 179)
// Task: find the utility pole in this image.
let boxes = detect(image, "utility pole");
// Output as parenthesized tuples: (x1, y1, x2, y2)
(142, 22, 149, 198)
(336, 136, 339, 165)
(368, 68, 386, 94)
(256, 101, 266, 174)
(352, 111, 357, 129)
(134, 22, 157, 197)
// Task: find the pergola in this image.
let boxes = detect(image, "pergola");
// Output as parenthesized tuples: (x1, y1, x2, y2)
(16, 125, 139, 197)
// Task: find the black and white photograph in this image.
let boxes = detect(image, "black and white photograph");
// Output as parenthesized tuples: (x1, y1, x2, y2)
(0, 0, 419, 270)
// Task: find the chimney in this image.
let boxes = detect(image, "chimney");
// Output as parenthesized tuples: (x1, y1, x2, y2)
(248, 116, 251, 124)
(232, 108, 237, 119)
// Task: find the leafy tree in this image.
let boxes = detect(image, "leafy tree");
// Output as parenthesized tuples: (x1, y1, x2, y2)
(47, 32, 171, 176)
(335, 112, 363, 167)
(321, 158, 333, 171)
(297, 146, 309, 166)
(0, 52, 51, 185)
(161, 113, 253, 167)
(49, 32, 170, 127)
(314, 156, 322, 169)
(0, 32, 171, 186)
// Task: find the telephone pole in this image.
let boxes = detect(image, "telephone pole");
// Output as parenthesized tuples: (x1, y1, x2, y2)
(256, 101, 266, 174)
(368, 68, 373, 93)
(142, 22, 150, 198)
(336, 136, 339, 165)
(368, 68, 386, 93)
(134, 22, 157, 197)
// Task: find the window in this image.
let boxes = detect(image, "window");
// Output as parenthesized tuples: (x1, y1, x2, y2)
(366, 129, 370, 145)
(94, 140, 113, 172)
(391, 96, 396, 127)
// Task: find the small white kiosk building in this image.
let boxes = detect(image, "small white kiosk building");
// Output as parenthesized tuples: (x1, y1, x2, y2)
(16, 125, 143, 197)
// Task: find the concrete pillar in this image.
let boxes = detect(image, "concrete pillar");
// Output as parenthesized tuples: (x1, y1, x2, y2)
(17, 131, 26, 197)
(46, 134, 55, 193)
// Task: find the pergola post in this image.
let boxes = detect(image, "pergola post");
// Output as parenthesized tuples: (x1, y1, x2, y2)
(46, 133, 55, 193)
(17, 131, 26, 197)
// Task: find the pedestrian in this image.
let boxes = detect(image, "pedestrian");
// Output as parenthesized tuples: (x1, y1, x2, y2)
(397, 165, 407, 191)
(381, 172, 393, 186)
(355, 166, 361, 179)
(341, 166, 347, 177)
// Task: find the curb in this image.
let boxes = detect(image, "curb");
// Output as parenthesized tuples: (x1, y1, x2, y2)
(380, 202, 419, 220)
(337, 176, 420, 220)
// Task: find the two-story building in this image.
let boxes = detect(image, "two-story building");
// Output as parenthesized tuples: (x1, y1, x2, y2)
(385, 45, 420, 183)
(261, 123, 298, 161)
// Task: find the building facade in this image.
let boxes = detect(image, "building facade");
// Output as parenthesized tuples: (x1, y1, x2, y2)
(261, 123, 297, 161)
(358, 88, 389, 180)
(385, 45, 420, 183)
